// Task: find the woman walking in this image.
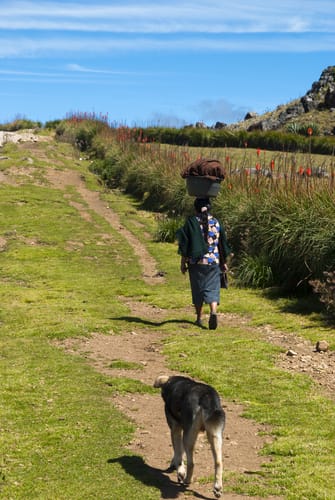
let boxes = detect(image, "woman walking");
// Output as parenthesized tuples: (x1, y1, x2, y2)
(177, 197, 231, 330)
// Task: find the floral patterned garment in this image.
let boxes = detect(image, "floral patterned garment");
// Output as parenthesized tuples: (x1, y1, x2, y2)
(190, 215, 221, 265)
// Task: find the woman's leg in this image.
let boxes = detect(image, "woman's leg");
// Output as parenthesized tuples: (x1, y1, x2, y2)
(210, 301, 218, 315)
(209, 301, 218, 330)
(195, 303, 203, 325)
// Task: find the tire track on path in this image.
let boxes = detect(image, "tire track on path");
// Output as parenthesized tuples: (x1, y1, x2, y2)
(46, 168, 165, 285)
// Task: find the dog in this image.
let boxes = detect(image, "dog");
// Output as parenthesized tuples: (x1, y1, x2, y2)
(154, 374, 225, 498)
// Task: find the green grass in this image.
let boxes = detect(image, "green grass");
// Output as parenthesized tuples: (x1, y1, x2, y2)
(0, 145, 160, 499)
(163, 326, 335, 499)
(1, 339, 155, 499)
(0, 139, 334, 499)
(109, 359, 145, 370)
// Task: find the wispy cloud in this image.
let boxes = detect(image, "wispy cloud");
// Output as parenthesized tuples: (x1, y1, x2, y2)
(66, 63, 132, 75)
(0, 33, 334, 59)
(0, 0, 334, 33)
(0, 1, 333, 60)
(0, 63, 163, 85)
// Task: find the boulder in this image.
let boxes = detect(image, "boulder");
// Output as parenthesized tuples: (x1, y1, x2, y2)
(244, 111, 258, 120)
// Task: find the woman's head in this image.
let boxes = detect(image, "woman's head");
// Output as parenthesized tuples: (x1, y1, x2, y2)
(194, 197, 211, 213)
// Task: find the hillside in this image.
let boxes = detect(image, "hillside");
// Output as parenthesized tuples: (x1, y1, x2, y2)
(227, 65, 335, 135)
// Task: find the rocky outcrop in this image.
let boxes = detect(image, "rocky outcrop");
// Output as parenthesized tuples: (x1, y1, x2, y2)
(185, 67, 335, 134)
(0, 130, 40, 147)
(241, 66, 335, 133)
(301, 66, 335, 112)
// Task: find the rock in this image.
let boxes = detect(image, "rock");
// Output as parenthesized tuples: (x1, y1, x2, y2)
(315, 340, 329, 352)
(195, 121, 206, 128)
(247, 121, 264, 131)
(214, 121, 227, 129)
(286, 349, 298, 357)
(244, 112, 258, 120)
(301, 94, 317, 113)
(279, 103, 305, 120)
(247, 118, 281, 132)
(325, 88, 335, 108)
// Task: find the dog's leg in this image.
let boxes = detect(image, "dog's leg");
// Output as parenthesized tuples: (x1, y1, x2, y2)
(169, 422, 186, 482)
(206, 426, 223, 498)
(183, 424, 200, 485)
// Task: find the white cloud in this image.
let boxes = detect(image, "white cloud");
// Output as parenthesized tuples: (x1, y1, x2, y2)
(0, 0, 334, 33)
(0, 68, 60, 76)
(66, 63, 127, 75)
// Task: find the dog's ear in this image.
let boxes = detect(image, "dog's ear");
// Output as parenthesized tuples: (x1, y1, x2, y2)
(153, 375, 170, 388)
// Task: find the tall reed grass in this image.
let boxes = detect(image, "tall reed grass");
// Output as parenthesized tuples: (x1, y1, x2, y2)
(56, 117, 335, 301)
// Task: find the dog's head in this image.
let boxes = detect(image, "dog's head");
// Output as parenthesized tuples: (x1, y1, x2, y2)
(153, 375, 170, 388)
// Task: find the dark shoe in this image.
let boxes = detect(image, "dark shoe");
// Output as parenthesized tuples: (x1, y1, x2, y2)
(195, 319, 206, 329)
(208, 313, 218, 330)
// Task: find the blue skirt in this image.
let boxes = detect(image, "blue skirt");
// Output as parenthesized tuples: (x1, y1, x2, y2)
(188, 263, 220, 306)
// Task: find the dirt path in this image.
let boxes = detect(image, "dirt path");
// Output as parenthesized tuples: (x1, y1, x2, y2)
(2, 136, 334, 499)
(43, 164, 278, 499)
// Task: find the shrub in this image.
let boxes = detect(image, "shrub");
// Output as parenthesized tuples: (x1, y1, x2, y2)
(0, 118, 42, 131)
(89, 150, 127, 189)
(142, 126, 335, 155)
(235, 253, 274, 288)
(55, 117, 110, 151)
(154, 215, 184, 243)
(45, 119, 62, 129)
(286, 122, 320, 136)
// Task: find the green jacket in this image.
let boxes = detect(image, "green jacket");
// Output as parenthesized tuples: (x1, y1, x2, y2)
(176, 215, 208, 259)
(176, 215, 231, 263)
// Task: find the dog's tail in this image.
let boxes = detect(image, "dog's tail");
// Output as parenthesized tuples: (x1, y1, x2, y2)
(153, 375, 170, 388)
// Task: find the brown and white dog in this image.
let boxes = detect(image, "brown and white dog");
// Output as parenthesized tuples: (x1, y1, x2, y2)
(154, 375, 225, 498)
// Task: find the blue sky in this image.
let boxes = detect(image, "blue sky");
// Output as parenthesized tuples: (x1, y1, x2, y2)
(0, 0, 334, 127)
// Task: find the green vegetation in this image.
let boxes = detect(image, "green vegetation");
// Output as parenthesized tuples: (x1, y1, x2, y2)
(138, 125, 335, 155)
(54, 117, 335, 302)
(0, 117, 42, 131)
(0, 163, 158, 498)
(109, 359, 145, 370)
(1, 129, 334, 499)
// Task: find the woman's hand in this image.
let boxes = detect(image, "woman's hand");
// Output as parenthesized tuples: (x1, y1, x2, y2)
(221, 262, 228, 272)
(180, 257, 188, 274)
